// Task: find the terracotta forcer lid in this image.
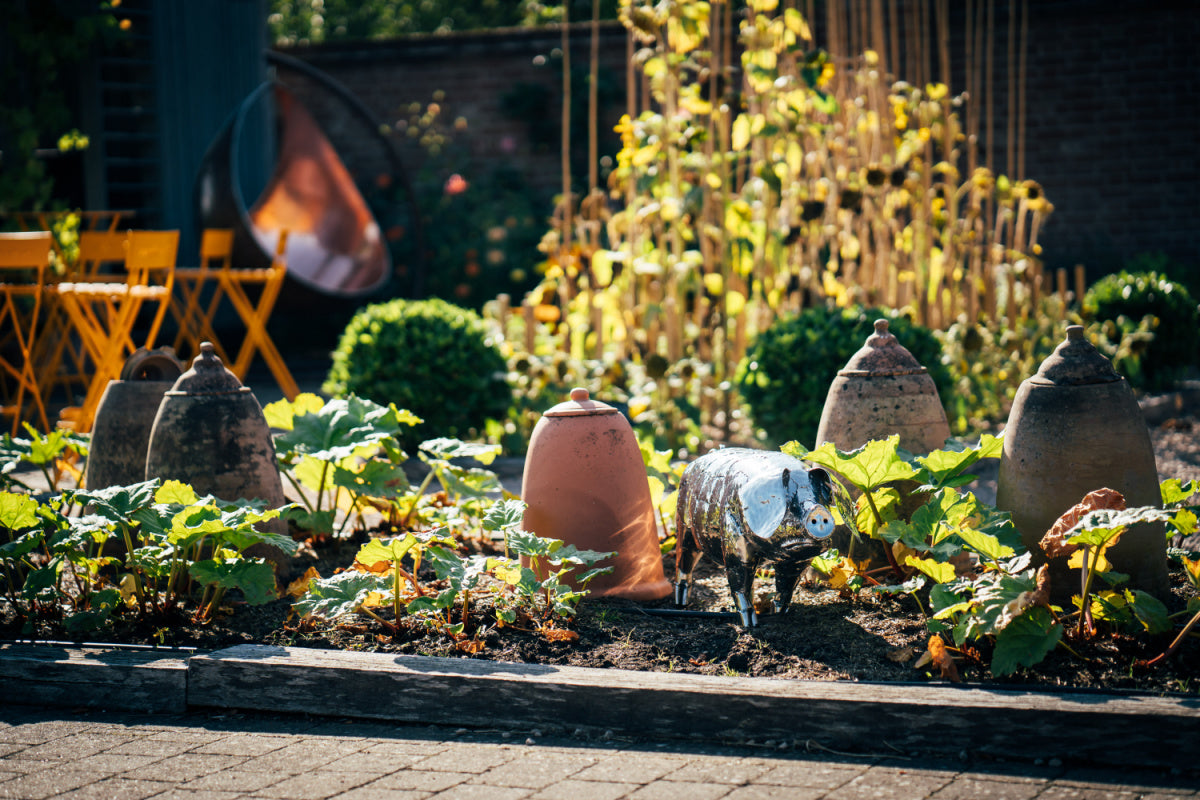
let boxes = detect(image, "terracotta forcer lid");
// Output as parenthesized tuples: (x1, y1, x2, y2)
(543, 387, 619, 417)
(1030, 325, 1122, 386)
(838, 319, 928, 377)
(165, 342, 252, 396)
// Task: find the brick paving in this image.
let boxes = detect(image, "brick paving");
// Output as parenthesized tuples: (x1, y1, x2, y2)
(0, 706, 1195, 800)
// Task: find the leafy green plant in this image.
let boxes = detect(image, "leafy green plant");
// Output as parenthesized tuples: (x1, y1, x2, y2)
(739, 305, 952, 447)
(0, 424, 87, 493)
(294, 498, 612, 646)
(0, 480, 298, 632)
(794, 434, 1199, 679)
(266, 393, 420, 537)
(1084, 270, 1200, 392)
(323, 297, 512, 447)
(488, 528, 612, 625)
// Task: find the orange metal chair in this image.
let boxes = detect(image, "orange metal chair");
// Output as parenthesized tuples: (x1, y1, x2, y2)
(170, 228, 235, 363)
(9, 209, 135, 263)
(215, 231, 298, 400)
(0, 232, 53, 434)
(53, 230, 179, 431)
(39, 230, 131, 403)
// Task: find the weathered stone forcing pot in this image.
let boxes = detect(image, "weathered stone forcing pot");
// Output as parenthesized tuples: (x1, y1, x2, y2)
(85, 347, 184, 490)
(996, 325, 1166, 600)
(144, 342, 290, 568)
(815, 318, 951, 565)
(816, 318, 951, 455)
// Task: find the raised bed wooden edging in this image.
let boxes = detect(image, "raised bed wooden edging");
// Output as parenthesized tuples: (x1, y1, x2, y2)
(187, 645, 1200, 768)
(0, 642, 190, 714)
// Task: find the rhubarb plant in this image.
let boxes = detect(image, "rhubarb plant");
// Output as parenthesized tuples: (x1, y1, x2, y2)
(0, 424, 88, 493)
(791, 435, 1199, 678)
(0, 479, 298, 631)
(294, 499, 613, 643)
(266, 393, 421, 536)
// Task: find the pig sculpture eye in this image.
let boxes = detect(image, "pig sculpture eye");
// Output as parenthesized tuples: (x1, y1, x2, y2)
(804, 506, 835, 539)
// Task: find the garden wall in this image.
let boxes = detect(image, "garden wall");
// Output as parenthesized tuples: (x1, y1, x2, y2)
(273, 0, 1198, 287)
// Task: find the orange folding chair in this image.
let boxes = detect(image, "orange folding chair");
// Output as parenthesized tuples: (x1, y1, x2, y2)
(213, 231, 298, 400)
(0, 232, 53, 434)
(53, 230, 179, 431)
(170, 228, 234, 363)
(39, 230, 131, 403)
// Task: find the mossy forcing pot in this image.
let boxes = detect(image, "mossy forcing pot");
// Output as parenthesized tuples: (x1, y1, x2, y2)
(521, 388, 672, 601)
(144, 343, 290, 557)
(815, 318, 951, 455)
(85, 347, 184, 490)
(996, 325, 1166, 600)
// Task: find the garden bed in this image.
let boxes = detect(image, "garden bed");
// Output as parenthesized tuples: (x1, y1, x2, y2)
(5, 512, 1198, 697)
(3, 406, 1198, 698)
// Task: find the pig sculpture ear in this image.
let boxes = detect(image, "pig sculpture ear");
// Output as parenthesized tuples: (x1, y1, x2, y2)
(807, 467, 834, 505)
(739, 474, 788, 540)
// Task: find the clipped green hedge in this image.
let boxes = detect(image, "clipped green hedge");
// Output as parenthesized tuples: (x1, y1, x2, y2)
(1084, 270, 1200, 392)
(736, 304, 952, 448)
(323, 297, 511, 445)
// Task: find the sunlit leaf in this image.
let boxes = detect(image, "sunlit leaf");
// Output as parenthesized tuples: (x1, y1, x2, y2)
(804, 436, 917, 492)
(914, 434, 1002, 490)
(274, 395, 420, 464)
(732, 114, 751, 151)
(154, 481, 197, 506)
(357, 534, 418, 567)
(332, 459, 410, 499)
(0, 492, 39, 531)
(189, 558, 278, 605)
(263, 392, 326, 431)
(483, 499, 526, 532)
(906, 555, 957, 584)
(420, 438, 501, 466)
(956, 525, 1014, 563)
(990, 606, 1062, 677)
(1161, 478, 1199, 507)
(295, 570, 389, 619)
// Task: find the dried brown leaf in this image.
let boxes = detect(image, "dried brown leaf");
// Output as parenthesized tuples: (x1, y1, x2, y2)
(354, 559, 392, 575)
(455, 639, 487, 654)
(928, 635, 961, 682)
(541, 628, 580, 643)
(1039, 488, 1126, 558)
(286, 566, 321, 599)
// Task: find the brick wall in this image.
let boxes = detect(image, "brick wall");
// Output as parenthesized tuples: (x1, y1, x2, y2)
(274, 2, 1198, 289)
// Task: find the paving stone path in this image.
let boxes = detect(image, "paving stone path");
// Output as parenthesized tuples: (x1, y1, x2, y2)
(0, 705, 1195, 800)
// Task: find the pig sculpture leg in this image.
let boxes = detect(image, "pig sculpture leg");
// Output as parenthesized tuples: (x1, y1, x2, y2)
(773, 566, 804, 615)
(723, 511, 761, 627)
(673, 526, 704, 607)
(725, 558, 760, 627)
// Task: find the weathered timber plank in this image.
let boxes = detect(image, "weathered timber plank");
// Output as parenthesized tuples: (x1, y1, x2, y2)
(189, 644, 1200, 767)
(0, 643, 188, 713)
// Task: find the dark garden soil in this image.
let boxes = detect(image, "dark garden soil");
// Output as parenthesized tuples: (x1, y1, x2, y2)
(4, 411, 1199, 697)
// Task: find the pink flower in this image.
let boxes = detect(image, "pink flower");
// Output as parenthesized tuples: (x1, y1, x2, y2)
(444, 174, 469, 195)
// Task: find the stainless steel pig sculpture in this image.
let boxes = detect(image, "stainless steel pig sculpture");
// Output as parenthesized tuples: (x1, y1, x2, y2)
(674, 448, 837, 626)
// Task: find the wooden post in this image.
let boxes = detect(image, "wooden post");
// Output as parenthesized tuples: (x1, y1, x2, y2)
(523, 302, 536, 354)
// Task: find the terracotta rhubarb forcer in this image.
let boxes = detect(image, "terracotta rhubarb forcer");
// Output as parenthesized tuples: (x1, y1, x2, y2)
(144, 342, 290, 568)
(996, 325, 1166, 600)
(815, 319, 951, 455)
(85, 348, 184, 490)
(521, 388, 672, 601)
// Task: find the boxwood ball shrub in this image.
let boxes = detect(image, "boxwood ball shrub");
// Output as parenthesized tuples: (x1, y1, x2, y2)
(323, 297, 511, 445)
(1084, 270, 1200, 392)
(736, 304, 952, 448)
